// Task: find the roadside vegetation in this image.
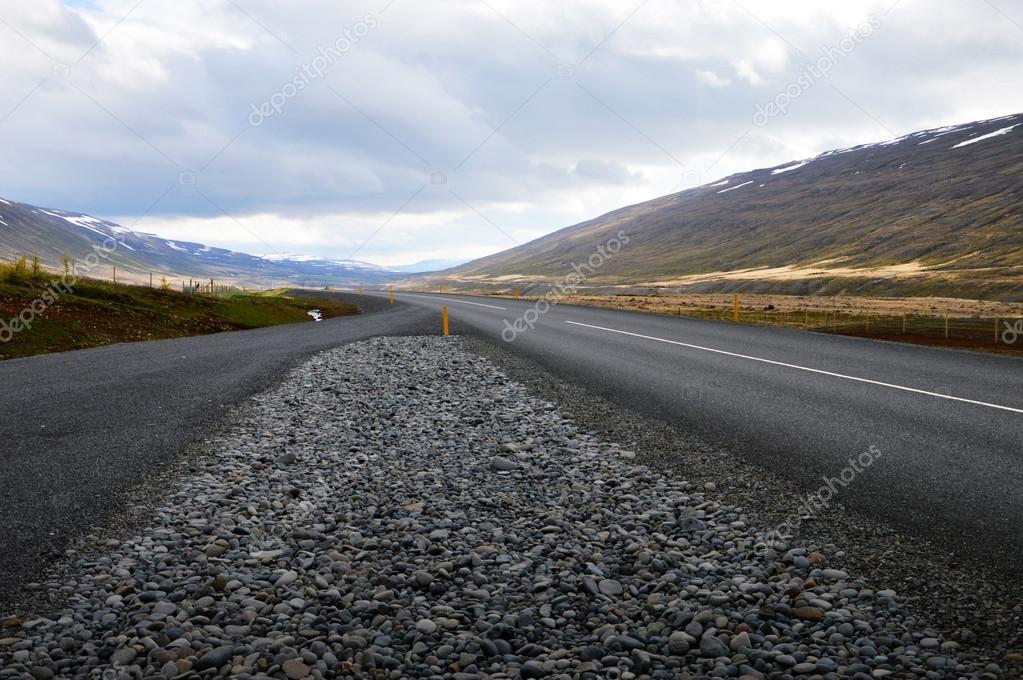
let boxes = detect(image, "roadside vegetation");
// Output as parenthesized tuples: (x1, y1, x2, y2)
(0, 258, 358, 361)
(478, 289, 1023, 357)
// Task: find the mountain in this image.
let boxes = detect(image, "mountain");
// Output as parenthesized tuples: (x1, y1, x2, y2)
(261, 253, 391, 278)
(441, 112, 1023, 300)
(0, 200, 401, 287)
(391, 258, 468, 273)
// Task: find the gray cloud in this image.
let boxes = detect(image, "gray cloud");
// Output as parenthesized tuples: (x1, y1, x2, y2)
(0, 0, 1020, 264)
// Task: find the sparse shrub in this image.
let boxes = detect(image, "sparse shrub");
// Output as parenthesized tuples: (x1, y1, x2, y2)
(31, 255, 41, 277)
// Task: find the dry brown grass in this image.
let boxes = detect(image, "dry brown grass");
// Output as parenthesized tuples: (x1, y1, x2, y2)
(516, 293, 1023, 319)
(461, 291, 1023, 356)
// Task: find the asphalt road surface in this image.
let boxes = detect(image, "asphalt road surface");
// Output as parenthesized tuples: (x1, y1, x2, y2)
(379, 290, 1023, 575)
(2, 289, 1021, 605)
(0, 294, 434, 603)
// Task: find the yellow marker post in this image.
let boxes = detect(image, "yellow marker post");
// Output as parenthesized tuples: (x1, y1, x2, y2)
(442, 306, 449, 337)
(732, 295, 739, 323)
(390, 287, 395, 304)
(514, 288, 521, 299)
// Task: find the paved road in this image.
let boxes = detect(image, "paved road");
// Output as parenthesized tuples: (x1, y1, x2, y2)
(0, 294, 435, 603)
(375, 290, 1023, 574)
(2, 289, 1021, 604)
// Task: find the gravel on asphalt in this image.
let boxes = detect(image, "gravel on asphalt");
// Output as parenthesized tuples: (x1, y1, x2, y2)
(0, 337, 1014, 679)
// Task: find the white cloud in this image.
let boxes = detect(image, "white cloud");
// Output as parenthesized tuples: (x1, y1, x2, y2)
(0, 0, 1020, 266)
(697, 70, 731, 88)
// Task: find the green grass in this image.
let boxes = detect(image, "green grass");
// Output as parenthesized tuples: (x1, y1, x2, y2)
(0, 268, 358, 360)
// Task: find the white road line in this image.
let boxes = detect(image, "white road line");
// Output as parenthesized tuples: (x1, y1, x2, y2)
(565, 320, 1023, 415)
(405, 294, 507, 310)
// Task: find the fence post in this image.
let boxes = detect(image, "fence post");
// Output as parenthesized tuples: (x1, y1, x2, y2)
(945, 314, 949, 340)
(995, 318, 999, 344)
(113, 267, 117, 284)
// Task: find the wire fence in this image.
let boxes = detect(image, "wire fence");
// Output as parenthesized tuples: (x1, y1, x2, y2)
(182, 279, 246, 297)
(1, 255, 258, 299)
(666, 306, 1023, 355)
(499, 289, 1023, 356)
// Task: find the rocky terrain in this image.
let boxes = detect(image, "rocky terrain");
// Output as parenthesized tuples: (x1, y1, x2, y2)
(0, 337, 1010, 679)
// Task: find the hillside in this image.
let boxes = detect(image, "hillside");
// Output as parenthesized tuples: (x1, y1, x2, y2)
(0, 199, 401, 287)
(0, 263, 358, 360)
(441, 112, 1023, 300)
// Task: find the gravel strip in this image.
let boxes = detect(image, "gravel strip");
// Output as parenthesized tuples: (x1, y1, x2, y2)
(461, 335, 1023, 666)
(0, 337, 1010, 679)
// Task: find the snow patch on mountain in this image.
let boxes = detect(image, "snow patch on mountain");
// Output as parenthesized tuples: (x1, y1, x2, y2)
(717, 180, 754, 194)
(951, 124, 1019, 149)
(771, 161, 811, 175)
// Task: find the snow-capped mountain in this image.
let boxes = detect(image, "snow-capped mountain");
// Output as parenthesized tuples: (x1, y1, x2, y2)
(0, 201, 403, 286)
(446, 111, 1023, 299)
(262, 253, 390, 274)
(391, 258, 468, 273)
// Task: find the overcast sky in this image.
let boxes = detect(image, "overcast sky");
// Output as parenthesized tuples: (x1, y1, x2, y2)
(0, 0, 1021, 266)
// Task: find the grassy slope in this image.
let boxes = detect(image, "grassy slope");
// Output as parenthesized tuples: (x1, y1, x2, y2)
(442, 113, 1023, 300)
(0, 270, 357, 360)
